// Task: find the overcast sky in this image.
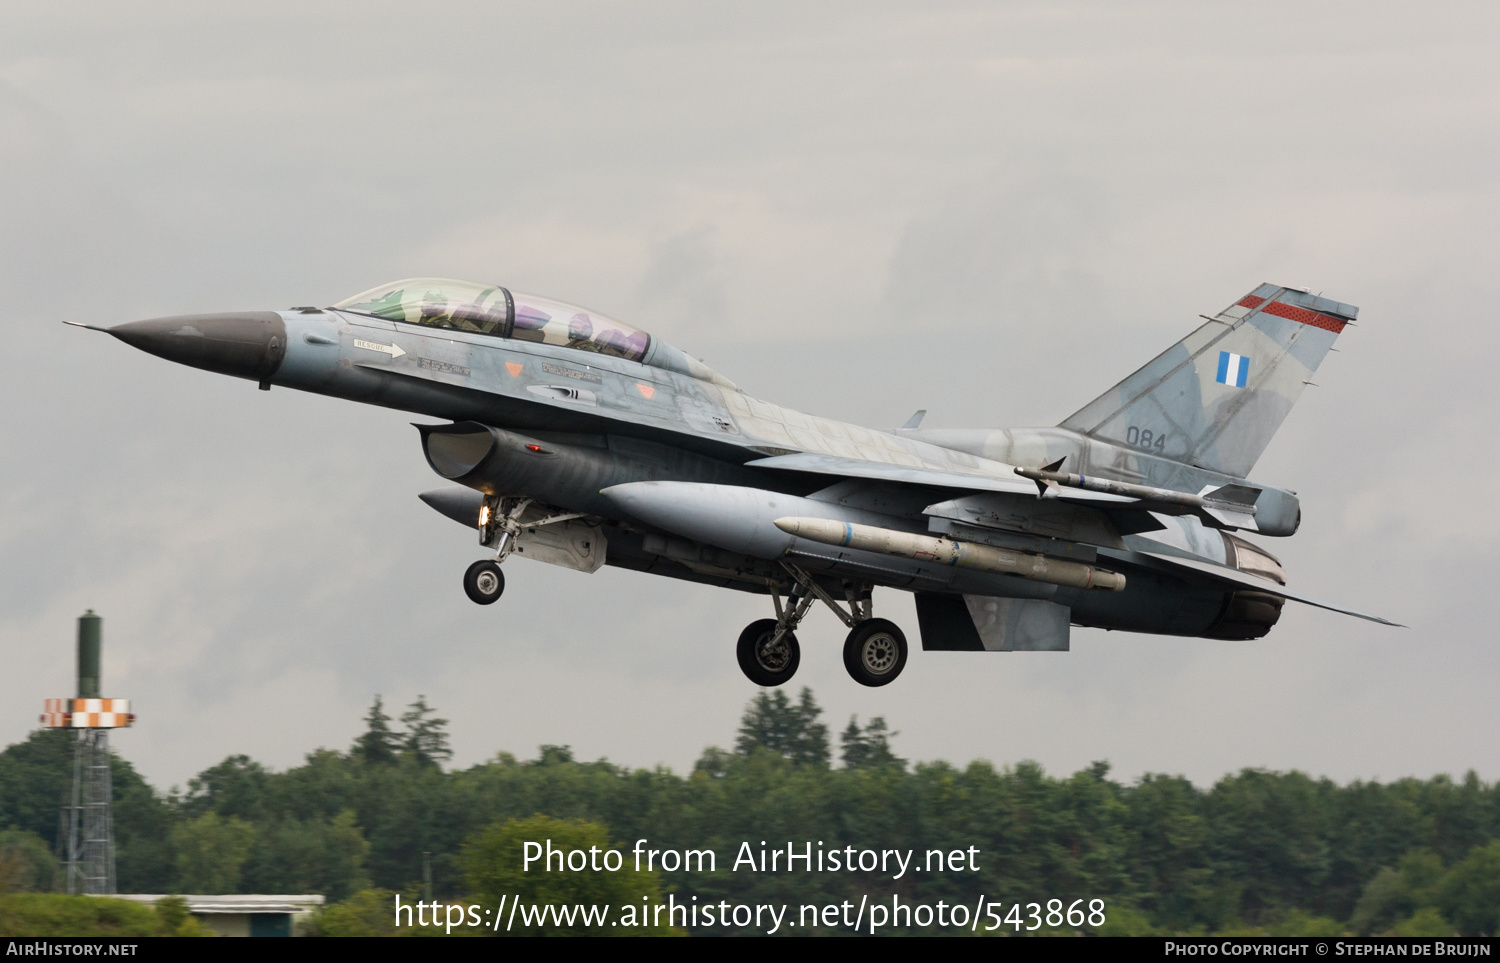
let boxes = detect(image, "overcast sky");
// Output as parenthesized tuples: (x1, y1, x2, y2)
(3, 2, 1497, 792)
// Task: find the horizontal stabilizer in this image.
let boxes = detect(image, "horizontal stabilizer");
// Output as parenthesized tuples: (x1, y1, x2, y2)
(1203, 483, 1261, 508)
(1133, 550, 1402, 626)
(1200, 483, 1261, 529)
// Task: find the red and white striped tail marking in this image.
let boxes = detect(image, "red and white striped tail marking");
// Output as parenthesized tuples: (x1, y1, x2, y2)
(40, 698, 133, 728)
(1235, 294, 1348, 334)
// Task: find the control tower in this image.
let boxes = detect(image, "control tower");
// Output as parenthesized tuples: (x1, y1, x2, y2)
(40, 611, 134, 895)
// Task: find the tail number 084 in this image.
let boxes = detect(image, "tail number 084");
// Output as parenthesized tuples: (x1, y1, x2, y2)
(1125, 426, 1166, 453)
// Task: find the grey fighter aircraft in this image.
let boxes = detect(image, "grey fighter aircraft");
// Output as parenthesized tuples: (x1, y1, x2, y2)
(74, 279, 1396, 688)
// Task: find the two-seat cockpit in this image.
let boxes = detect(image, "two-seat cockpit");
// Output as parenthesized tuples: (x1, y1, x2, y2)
(335, 278, 649, 363)
(333, 278, 737, 389)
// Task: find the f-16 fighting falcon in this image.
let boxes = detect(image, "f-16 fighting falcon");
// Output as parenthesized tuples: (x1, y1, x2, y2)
(72, 279, 1397, 688)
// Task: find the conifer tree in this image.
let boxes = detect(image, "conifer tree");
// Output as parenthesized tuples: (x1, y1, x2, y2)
(400, 695, 453, 768)
(839, 715, 903, 770)
(353, 696, 399, 765)
(734, 686, 829, 767)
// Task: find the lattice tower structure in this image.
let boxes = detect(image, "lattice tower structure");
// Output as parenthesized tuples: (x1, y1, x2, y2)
(41, 612, 134, 896)
(67, 728, 116, 895)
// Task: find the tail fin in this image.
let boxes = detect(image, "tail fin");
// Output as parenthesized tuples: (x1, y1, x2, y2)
(1060, 284, 1357, 477)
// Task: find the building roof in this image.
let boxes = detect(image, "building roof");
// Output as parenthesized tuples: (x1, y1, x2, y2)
(105, 894, 325, 914)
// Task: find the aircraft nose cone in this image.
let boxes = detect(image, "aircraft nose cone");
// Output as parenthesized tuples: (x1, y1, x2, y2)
(109, 312, 288, 382)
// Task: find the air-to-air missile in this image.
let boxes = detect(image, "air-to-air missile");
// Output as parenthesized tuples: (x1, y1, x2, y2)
(772, 516, 1127, 591)
(1012, 459, 1289, 534)
(74, 279, 1396, 689)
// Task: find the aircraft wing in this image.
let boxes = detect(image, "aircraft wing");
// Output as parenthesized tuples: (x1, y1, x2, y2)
(744, 452, 1133, 506)
(1123, 549, 1403, 626)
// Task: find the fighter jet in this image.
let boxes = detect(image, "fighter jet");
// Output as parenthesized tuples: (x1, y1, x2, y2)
(74, 278, 1397, 688)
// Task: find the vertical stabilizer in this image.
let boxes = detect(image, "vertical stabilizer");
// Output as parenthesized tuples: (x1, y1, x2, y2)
(1060, 284, 1357, 477)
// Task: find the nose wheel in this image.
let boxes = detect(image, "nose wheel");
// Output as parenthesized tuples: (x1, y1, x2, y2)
(464, 559, 505, 605)
(737, 619, 800, 687)
(843, 618, 908, 687)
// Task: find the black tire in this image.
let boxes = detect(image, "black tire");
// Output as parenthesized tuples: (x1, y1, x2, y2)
(463, 560, 505, 605)
(843, 618, 908, 687)
(736, 618, 800, 687)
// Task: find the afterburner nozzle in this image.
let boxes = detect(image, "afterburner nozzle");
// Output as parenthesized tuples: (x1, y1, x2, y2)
(774, 517, 1125, 591)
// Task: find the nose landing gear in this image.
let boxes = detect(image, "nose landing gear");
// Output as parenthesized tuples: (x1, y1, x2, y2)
(464, 559, 505, 604)
(461, 494, 592, 605)
(461, 494, 529, 606)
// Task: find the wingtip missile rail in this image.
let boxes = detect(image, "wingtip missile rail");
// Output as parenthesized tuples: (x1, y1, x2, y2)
(773, 516, 1125, 591)
(1014, 460, 1202, 507)
(1013, 462, 1261, 530)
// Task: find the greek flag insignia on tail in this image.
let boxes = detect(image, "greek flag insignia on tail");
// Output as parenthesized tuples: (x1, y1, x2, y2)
(1216, 351, 1249, 388)
(1062, 283, 1356, 476)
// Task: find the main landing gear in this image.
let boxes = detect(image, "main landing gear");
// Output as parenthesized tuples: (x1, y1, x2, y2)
(734, 562, 909, 689)
(461, 494, 586, 606)
(843, 618, 908, 688)
(736, 619, 799, 687)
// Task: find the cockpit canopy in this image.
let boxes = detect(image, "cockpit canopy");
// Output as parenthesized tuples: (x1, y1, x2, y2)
(333, 278, 651, 363)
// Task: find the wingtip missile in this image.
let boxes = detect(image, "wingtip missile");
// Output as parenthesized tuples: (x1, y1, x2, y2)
(1026, 457, 1067, 497)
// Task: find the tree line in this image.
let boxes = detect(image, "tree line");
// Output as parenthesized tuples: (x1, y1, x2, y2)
(1, 688, 1496, 935)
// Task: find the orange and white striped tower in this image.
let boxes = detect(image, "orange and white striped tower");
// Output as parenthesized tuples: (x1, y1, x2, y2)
(41, 611, 134, 895)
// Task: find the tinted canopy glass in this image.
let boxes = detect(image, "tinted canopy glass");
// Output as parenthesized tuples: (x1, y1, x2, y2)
(508, 292, 649, 362)
(333, 278, 651, 362)
(334, 278, 510, 334)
